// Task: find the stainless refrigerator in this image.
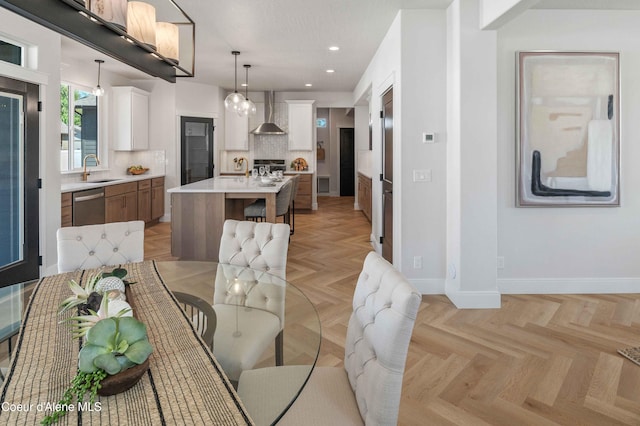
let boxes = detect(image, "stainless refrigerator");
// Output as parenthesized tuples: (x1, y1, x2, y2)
(181, 116, 214, 185)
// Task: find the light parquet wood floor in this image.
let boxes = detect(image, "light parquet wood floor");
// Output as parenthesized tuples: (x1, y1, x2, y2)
(144, 197, 640, 425)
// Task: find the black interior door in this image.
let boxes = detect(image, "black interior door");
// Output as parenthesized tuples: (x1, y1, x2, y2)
(181, 116, 214, 185)
(382, 88, 393, 262)
(339, 128, 355, 196)
(0, 76, 40, 288)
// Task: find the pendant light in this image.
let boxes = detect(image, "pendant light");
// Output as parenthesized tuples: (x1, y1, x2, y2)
(93, 59, 105, 97)
(238, 64, 257, 117)
(224, 51, 246, 115)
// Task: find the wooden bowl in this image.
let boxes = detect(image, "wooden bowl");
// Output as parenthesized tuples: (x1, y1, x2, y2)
(128, 168, 149, 175)
(97, 358, 149, 396)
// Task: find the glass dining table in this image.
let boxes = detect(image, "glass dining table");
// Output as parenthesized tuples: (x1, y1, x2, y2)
(0, 261, 321, 426)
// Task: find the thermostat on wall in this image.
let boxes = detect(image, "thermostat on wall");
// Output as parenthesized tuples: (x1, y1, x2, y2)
(422, 132, 436, 144)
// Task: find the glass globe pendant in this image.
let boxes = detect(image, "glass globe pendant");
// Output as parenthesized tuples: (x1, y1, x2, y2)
(238, 64, 257, 117)
(224, 51, 245, 114)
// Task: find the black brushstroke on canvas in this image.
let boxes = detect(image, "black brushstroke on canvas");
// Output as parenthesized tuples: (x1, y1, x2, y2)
(530, 150, 611, 197)
(608, 94, 613, 120)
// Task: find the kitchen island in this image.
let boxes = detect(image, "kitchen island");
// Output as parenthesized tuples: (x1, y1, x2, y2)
(167, 175, 291, 261)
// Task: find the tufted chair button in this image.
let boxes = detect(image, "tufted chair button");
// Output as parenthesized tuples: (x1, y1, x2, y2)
(265, 266, 269, 271)
(76, 236, 82, 241)
(101, 234, 106, 239)
(125, 231, 130, 236)
(89, 251, 94, 256)
(113, 248, 118, 252)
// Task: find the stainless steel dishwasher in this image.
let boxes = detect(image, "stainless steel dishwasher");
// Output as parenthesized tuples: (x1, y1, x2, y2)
(72, 187, 105, 226)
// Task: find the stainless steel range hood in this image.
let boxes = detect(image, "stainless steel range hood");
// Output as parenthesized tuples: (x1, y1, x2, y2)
(251, 91, 286, 135)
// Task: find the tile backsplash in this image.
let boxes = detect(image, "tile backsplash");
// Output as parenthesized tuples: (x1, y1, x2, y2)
(224, 102, 313, 171)
(60, 150, 166, 185)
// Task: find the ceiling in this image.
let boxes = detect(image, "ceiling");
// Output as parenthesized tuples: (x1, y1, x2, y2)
(61, 0, 452, 93)
(60, 0, 640, 93)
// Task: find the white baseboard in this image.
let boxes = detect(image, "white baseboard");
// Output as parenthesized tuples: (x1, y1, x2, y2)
(498, 277, 640, 294)
(445, 287, 502, 309)
(409, 278, 446, 295)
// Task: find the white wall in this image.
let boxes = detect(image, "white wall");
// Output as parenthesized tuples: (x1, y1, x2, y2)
(355, 13, 401, 264)
(446, 0, 500, 308)
(400, 10, 448, 285)
(354, 10, 448, 291)
(0, 9, 62, 276)
(497, 9, 640, 293)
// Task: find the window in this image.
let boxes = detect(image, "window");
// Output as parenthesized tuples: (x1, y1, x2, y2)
(0, 38, 23, 66)
(60, 83, 98, 171)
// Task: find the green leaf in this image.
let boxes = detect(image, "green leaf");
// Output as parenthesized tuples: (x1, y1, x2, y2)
(78, 344, 110, 373)
(124, 339, 153, 364)
(116, 355, 136, 371)
(115, 339, 129, 354)
(93, 353, 121, 375)
(117, 317, 148, 344)
(85, 318, 117, 347)
(111, 268, 128, 279)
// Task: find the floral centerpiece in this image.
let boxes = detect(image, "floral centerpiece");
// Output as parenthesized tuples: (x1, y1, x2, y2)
(42, 268, 153, 425)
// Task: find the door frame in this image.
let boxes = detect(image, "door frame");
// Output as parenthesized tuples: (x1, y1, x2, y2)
(338, 127, 355, 196)
(0, 76, 40, 288)
(179, 115, 215, 185)
(380, 86, 394, 263)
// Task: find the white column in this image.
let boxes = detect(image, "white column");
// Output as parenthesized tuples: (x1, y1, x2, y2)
(446, 0, 500, 308)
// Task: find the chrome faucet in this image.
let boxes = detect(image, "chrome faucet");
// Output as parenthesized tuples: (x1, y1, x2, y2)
(82, 154, 100, 181)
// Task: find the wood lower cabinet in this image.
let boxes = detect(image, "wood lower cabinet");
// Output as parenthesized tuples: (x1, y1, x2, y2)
(151, 177, 165, 221)
(358, 173, 372, 222)
(105, 182, 138, 223)
(137, 179, 152, 223)
(61, 193, 72, 227)
(285, 173, 312, 210)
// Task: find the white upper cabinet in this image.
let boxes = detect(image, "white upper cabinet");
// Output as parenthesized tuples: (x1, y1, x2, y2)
(286, 100, 315, 151)
(224, 109, 249, 151)
(112, 86, 150, 151)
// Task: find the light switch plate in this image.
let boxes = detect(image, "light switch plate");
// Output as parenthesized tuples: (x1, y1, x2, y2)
(413, 169, 431, 182)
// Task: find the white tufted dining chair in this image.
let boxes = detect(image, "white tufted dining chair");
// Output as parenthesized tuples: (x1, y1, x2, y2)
(218, 219, 290, 279)
(215, 220, 290, 383)
(56, 221, 145, 273)
(237, 251, 421, 426)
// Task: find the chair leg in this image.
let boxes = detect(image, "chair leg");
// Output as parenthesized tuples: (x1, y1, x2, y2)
(275, 330, 284, 366)
(290, 202, 295, 235)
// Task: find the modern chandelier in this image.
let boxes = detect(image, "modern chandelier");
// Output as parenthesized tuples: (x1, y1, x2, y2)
(238, 64, 257, 117)
(93, 59, 105, 97)
(224, 51, 246, 115)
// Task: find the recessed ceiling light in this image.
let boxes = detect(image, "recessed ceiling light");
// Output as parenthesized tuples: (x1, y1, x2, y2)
(305, 83, 313, 87)
(329, 46, 340, 51)
(326, 69, 335, 73)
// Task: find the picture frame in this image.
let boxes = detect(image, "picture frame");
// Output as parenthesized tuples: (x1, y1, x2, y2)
(516, 51, 620, 207)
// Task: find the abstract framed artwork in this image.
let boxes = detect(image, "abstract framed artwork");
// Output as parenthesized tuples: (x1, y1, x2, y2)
(516, 51, 620, 207)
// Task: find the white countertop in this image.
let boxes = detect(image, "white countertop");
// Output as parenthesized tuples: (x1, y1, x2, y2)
(221, 170, 315, 175)
(284, 170, 314, 175)
(61, 173, 165, 193)
(167, 176, 291, 194)
(358, 170, 373, 179)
